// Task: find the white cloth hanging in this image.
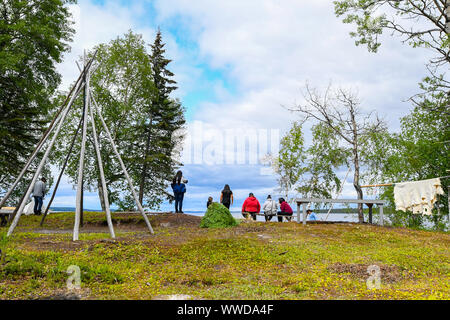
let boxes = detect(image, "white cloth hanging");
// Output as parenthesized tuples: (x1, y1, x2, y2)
(394, 178, 444, 215)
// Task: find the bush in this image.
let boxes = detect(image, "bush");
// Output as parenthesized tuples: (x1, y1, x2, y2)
(200, 203, 238, 228)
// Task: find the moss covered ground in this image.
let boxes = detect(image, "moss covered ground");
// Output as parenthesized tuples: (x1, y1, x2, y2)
(0, 211, 448, 300)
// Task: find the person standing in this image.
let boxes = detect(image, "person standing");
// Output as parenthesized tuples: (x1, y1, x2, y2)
(277, 198, 293, 222)
(220, 184, 233, 209)
(32, 177, 46, 215)
(262, 195, 278, 221)
(241, 193, 260, 221)
(171, 171, 187, 213)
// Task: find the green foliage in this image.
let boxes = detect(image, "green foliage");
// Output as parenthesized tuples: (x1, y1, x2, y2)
(334, 0, 448, 57)
(365, 93, 449, 230)
(200, 202, 238, 228)
(273, 122, 307, 199)
(297, 122, 351, 199)
(0, 0, 76, 194)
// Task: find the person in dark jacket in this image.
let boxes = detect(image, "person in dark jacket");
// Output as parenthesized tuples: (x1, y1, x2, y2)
(241, 193, 260, 221)
(277, 198, 293, 222)
(171, 171, 187, 213)
(220, 184, 233, 209)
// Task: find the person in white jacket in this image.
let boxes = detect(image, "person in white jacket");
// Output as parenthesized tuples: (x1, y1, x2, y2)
(262, 195, 278, 221)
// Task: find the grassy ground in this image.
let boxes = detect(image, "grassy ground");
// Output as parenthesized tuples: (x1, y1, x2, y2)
(0, 211, 448, 300)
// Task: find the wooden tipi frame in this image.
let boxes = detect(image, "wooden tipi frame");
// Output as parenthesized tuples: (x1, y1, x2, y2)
(0, 52, 154, 241)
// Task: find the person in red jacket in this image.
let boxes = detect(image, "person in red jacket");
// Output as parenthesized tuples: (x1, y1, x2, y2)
(241, 193, 260, 221)
(278, 198, 293, 222)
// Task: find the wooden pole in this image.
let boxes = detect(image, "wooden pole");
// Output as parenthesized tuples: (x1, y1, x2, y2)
(7, 78, 84, 237)
(362, 175, 450, 189)
(40, 113, 84, 227)
(80, 52, 87, 228)
(360, 183, 394, 188)
(302, 203, 307, 225)
(91, 93, 154, 234)
(367, 203, 373, 224)
(88, 94, 115, 239)
(379, 204, 384, 226)
(73, 59, 90, 241)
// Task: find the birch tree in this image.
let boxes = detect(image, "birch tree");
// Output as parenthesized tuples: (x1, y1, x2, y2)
(292, 84, 387, 223)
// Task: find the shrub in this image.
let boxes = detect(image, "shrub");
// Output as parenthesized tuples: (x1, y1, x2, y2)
(200, 203, 238, 228)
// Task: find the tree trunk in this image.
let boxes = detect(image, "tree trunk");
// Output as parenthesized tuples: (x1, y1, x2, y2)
(445, 0, 450, 34)
(352, 146, 364, 223)
(350, 107, 364, 224)
(97, 178, 106, 212)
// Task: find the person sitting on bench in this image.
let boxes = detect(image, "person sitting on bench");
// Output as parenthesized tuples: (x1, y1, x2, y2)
(307, 209, 317, 221)
(262, 195, 278, 221)
(277, 198, 293, 222)
(241, 193, 260, 221)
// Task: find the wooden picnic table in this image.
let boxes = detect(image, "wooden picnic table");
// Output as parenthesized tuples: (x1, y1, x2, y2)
(294, 198, 386, 226)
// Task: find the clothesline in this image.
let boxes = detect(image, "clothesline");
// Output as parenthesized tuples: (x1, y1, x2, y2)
(360, 175, 450, 188)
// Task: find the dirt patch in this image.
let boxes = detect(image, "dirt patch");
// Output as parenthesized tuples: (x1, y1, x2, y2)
(18, 214, 204, 251)
(328, 262, 413, 283)
(151, 213, 202, 227)
(31, 213, 202, 234)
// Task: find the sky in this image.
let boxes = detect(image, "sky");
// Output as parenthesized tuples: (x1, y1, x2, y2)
(50, 0, 435, 212)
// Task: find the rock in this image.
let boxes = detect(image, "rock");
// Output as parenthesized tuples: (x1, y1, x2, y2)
(257, 234, 271, 240)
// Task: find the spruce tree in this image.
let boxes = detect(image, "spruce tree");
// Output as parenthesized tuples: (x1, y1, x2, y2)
(138, 28, 185, 205)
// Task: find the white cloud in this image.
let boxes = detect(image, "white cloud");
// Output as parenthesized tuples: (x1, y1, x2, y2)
(154, 0, 433, 132)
